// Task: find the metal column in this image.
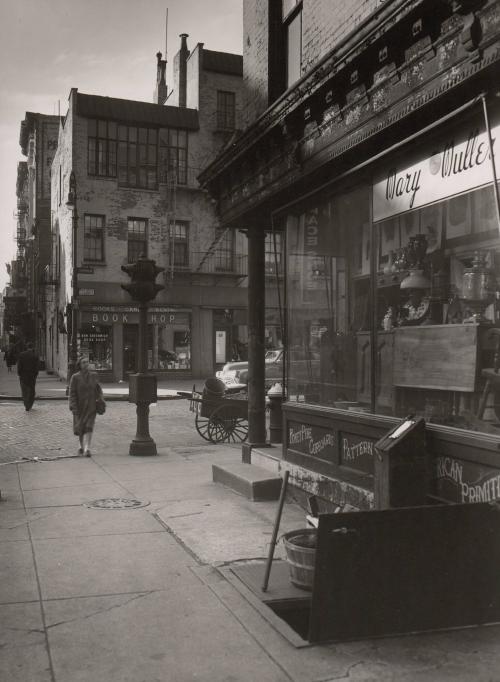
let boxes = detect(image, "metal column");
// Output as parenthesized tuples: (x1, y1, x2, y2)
(247, 226, 267, 444)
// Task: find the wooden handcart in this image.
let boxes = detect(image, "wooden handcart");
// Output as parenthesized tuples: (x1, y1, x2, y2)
(188, 378, 249, 444)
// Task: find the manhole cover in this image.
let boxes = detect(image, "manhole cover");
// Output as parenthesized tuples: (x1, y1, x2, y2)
(85, 498, 150, 510)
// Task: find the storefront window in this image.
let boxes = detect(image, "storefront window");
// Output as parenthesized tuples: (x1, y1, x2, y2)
(287, 186, 370, 406)
(286, 112, 500, 438)
(152, 314, 191, 370)
(79, 324, 112, 371)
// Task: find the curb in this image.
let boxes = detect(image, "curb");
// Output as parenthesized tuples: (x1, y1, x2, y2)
(0, 394, 185, 402)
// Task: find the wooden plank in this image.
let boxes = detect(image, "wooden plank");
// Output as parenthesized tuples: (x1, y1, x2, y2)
(393, 324, 479, 391)
(309, 503, 500, 642)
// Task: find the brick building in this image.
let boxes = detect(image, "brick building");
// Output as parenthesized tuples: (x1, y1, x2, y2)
(200, 0, 500, 509)
(11, 112, 60, 357)
(48, 37, 258, 382)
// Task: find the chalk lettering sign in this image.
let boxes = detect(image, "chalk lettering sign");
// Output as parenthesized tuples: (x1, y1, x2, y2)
(433, 455, 500, 504)
(340, 432, 375, 474)
(288, 421, 336, 461)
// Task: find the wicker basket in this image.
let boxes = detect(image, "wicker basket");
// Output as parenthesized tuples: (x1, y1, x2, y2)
(283, 528, 317, 591)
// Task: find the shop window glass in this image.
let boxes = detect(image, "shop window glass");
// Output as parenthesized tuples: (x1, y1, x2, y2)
(287, 186, 370, 406)
(153, 315, 191, 370)
(78, 325, 112, 370)
(127, 218, 147, 263)
(265, 231, 284, 275)
(373, 184, 500, 435)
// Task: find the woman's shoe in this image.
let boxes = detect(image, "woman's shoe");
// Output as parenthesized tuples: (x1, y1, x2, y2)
(84, 450, 91, 457)
(78, 448, 84, 455)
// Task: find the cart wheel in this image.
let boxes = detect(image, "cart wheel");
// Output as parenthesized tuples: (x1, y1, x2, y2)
(195, 408, 213, 442)
(208, 404, 248, 443)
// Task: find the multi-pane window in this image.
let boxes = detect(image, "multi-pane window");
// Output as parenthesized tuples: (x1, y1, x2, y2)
(88, 120, 117, 177)
(283, 0, 302, 88)
(217, 91, 236, 131)
(127, 218, 147, 263)
(170, 221, 189, 267)
(118, 126, 158, 189)
(215, 228, 234, 272)
(265, 231, 284, 275)
(84, 215, 105, 262)
(159, 129, 188, 185)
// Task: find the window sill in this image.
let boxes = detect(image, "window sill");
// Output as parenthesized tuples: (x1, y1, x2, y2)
(117, 184, 160, 193)
(82, 261, 106, 267)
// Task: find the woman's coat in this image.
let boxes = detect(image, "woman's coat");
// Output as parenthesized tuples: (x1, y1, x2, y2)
(69, 370, 103, 435)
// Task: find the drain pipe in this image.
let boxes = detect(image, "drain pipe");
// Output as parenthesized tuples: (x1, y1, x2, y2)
(480, 94, 500, 235)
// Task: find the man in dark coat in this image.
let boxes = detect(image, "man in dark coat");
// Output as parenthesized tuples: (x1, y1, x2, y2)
(17, 343, 39, 411)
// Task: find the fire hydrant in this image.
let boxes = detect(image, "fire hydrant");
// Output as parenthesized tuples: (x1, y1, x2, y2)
(267, 382, 285, 444)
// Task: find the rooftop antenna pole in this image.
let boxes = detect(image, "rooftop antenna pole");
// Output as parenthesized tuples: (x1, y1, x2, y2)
(165, 8, 168, 60)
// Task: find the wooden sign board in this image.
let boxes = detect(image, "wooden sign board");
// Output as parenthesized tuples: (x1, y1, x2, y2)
(287, 420, 336, 463)
(309, 503, 500, 642)
(393, 324, 479, 392)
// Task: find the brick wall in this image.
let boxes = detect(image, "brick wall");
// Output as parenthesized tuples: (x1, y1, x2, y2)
(301, 0, 380, 74)
(242, 0, 381, 126)
(243, 0, 270, 127)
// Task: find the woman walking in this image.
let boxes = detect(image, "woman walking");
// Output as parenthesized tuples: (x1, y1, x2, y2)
(69, 356, 104, 456)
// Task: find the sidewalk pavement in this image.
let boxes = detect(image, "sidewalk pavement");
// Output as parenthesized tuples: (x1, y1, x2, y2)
(2, 374, 500, 679)
(0, 364, 206, 401)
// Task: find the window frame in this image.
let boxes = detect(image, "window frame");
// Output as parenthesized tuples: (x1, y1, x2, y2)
(170, 220, 189, 268)
(160, 129, 188, 185)
(216, 91, 236, 131)
(87, 119, 117, 178)
(215, 228, 234, 272)
(83, 214, 105, 263)
(265, 231, 284, 276)
(117, 125, 158, 190)
(283, 0, 302, 88)
(127, 217, 148, 263)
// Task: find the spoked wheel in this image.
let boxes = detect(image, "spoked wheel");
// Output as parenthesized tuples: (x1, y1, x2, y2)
(195, 407, 212, 442)
(207, 404, 248, 443)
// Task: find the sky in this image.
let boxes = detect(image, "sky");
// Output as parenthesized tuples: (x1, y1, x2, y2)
(0, 0, 243, 291)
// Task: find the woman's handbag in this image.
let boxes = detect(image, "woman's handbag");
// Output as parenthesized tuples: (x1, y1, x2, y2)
(95, 383, 106, 415)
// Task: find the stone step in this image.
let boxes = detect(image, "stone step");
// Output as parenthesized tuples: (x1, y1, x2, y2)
(212, 462, 283, 501)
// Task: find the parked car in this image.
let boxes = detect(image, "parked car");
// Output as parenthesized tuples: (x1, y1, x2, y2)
(216, 361, 249, 389)
(216, 349, 284, 390)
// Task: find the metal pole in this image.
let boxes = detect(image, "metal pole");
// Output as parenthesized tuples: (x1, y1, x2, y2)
(262, 470, 290, 592)
(480, 94, 500, 235)
(247, 226, 267, 444)
(138, 301, 148, 373)
(71, 199, 78, 372)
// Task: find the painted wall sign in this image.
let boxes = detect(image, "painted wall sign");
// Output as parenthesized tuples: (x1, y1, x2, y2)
(433, 455, 500, 504)
(79, 289, 95, 296)
(373, 120, 500, 222)
(81, 310, 189, 325)
(288, 421, 336, 461)
(339, 432, 375, 474)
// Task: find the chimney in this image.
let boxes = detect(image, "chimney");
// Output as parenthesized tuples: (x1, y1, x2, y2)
(154, 51, 168, 105)
(178, 34, 189, 108)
